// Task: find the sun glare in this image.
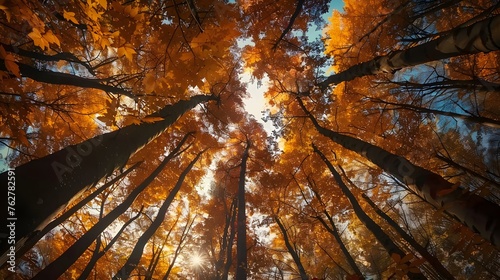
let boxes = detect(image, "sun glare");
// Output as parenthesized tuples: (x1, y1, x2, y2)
(190, 253, 205, 267)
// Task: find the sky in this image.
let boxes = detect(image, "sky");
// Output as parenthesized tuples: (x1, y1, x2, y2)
(242, 0, 345, 132)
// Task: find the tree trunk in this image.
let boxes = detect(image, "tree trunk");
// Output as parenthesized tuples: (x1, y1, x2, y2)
(162, 215, 196, 280)
(222, 198, 238, 280)
(273, 215, 309, 280)
(3, 161, 142, 267)
(297, 97, 500, 248)
(312, 144, 426, 279)
(372, 98, 500, 128)
(0, 59, 135, 98)
(30, 133, 193, 280)
(318, 15, 500, 89)
(114, 150, 204, 280)
(361, 193, 454, 279)
(77, 208, 143, 280)
(0, 95, 215, 257)
(235, 142, 250, 280)
(308, 179, 364, 277)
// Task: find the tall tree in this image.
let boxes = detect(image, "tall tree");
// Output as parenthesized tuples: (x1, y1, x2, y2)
(297, 96, 500, 248)
(235, 140, 250, 280)
(312, 144, 426, 279)
(30, 132, 194, 280)
(320, 14, 500, 89)
(113, 149, 205, 279)
(0, 95, 216, 256)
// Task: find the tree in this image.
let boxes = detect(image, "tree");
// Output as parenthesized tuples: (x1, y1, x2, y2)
(0, 95, 216, 257)
(30, 132, 194, 279)
(235, 140, 250, 280)
(312, 144, 426, 279)
(297, 96, 500, 248)
(1, 0, 500, 278)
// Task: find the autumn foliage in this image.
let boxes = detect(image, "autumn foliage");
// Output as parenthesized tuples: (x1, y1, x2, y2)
(1, 0, 500, 279)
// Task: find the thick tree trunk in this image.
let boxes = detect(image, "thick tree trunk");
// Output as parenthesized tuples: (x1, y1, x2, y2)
(313, 144, 427, 279)
(114, 150, 204, 280)
(273, 216, 309, 280)
(0, 95, 215, 257)
(361, 193, 454, 279)
(318, 15, 500, 89)
(4, 161, 142, 267)
(30, 133, 193, 280)
(235, 142, 250, 280)
(297, 97, 500, 248)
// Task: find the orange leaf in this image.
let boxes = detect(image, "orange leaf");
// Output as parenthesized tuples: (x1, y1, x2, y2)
(118, 44, 136, 61)
(63, 10, 79, 24)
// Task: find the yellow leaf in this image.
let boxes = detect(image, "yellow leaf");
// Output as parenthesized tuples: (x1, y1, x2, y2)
(118, 44, 136, 61)
(44, 30, 60, 47)
(97, 0, 107, 9)
(28, 28, 60, 50)
(63, 10, 79, 24)
(28, 28, 49, 50)
(4, 53, 20, 77)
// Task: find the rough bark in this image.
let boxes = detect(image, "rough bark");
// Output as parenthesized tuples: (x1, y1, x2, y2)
(114, 150, 204, 280)
(297, 97, 500, 248)
(361, 193, 454, 279)
(318, 15, 500, 89)
(0, 95, 215, 257)
(312, 144, 426, 279)
(30, 133, 193, 280)
(235, 142, 250, 280)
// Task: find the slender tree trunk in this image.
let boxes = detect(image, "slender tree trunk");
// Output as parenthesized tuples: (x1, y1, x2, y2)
(273, 216, 309, 280)
(318, 15, 500, 89)
(236, 142, 250, 280)
(312, 144, 426, 279)
(436, 153, 500, 189)
(315, 215, 364, 277)
(0, 59, 135, 98)
(372, 98, 500, 128)
(30, 133, 193, 280)
(360, 193, 454, 279)
(383, 78, 500, 93)
(222, 198, 238, 280)
(0, 95, 216, 257)
(77, 207, 143, 280)
(307, 178, 364, 277)
(114, 150, 205, 280)
(297, 96, 500, 248)
(162, 215, 196, 280)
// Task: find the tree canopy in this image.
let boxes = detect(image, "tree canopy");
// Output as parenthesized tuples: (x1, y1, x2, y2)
(0, 0, 499, 279)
